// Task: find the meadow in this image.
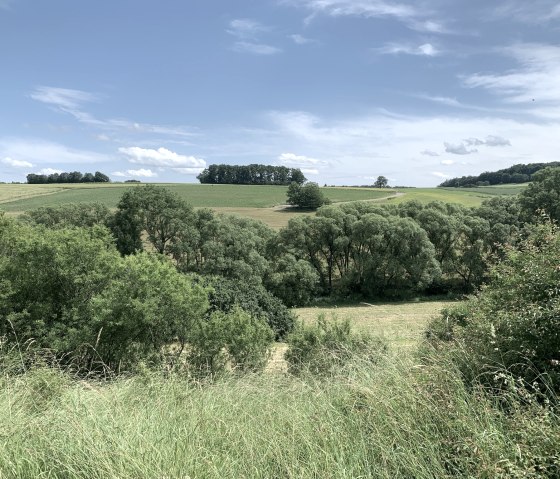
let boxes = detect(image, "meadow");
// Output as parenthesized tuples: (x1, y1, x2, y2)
(0, 182, 525, 228)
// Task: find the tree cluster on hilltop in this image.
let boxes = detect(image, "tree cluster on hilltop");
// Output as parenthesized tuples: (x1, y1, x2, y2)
(438, 161, 560, 187)
(197, 164, 306, 185)
(26, 171, 110, 184)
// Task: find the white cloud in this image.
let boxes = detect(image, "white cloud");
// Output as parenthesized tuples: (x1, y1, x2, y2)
(172, 167, 205, 175)
(492, 1, 560, 24)
(440, 159, 455, 165)
(301, 168, 319, 175)
(263, 109, 560, 186)
(464, 138, 485, 147)
(37, 168, 63, 175)
(112, 171, 128, 177)
(119, 147, 206, 168)
(30, 86, 97, 111)
(232, 41, 282, 55)
(444, 142, 478, 155)
(290, 0, 418, 20)
(375, 42, 440, 56)
(30, 86, 196, 138)
(1, 157, 33, 168)
(463, 43, 560, 119)
(290, 34, 316, 45)
(278, 152, 325, 165)
(484, 135, 512, 147)
(227, 19, 268, 39)
(0, 138, 109, 164)
(432, 171, 450, 179)
(285, 0, 448, 34)
(127, 169, 157, 178)
(421, 150, 439, 157)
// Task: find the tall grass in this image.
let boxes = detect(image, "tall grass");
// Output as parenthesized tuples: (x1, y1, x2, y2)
(1, 354, 558, 478)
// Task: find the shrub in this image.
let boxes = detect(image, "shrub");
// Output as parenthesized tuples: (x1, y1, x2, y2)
(202, 276, 295, 340)
(89, 253, 209, 371)
(425, 221, 560, 396)
(187, 306, 274, 376)
(285, 314, 387, 376)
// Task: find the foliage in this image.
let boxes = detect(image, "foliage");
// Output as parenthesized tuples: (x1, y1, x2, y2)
(425, 221, 560, 396)
(373, 175, 389, 188)
(202, 276, 295, 340)
(264, 253, 319, 307)
(519, 166, 560, 222)
(0, 221, 119, 357)
(0, 359, 559, 478)
(22, 203, 112, 229)
(26, 171, 110, 184)
(111, 184, 196, 255)
(197, 164, 306, 185)
(285, 315, 387, 376)
(438, 161, 559, 187)
(187, 306, 274, 376)
(286, 181, 331, 210)
(89, 253, 209, 370)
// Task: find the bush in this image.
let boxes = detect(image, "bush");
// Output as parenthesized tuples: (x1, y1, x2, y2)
(89, 253, 209, 371)
(203, 276, 295, 340)
(285, 315, 387, 376)
(187, 306, 274, 376)
(286, 182, 331, 209)
(425, 221, 560, 396)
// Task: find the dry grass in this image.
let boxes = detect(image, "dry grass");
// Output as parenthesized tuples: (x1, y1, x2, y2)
(294, 300, 454, 351)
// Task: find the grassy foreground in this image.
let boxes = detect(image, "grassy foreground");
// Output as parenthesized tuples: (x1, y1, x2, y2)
(1, 357, 557, 479)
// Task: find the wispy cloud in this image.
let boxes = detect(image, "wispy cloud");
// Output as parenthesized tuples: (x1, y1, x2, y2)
(1, 157, 33, 168)
(227, 18, 281, 55)
(227, 19, 269, 39)
(375, 42, 440, 56)
(278, 152, 326, 165)
(0, 138, 109, 165)
(284, 0, 448, 33)
(231, 42, 282, 55)
(463, 43, 560, 119)
(491, 0, 560, 24)
(30, 86, 197, 137)
(289, 34, 317, 45)
(119, 146, 206, 168)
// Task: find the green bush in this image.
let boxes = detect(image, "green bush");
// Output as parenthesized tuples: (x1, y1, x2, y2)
(203, 276, 295, 340)
(425, 221, 560, 396)
(187, 306, 274, 376)
(89, 253, 209, 371)
(285, 314, 387, 376)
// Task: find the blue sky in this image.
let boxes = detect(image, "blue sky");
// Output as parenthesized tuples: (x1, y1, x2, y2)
(1, 0, 560, 186)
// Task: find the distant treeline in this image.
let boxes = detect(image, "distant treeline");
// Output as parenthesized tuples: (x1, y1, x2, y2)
(26, 171, 110, 184)
(438, 162, 560, 188)
(197, 164, 306, 185)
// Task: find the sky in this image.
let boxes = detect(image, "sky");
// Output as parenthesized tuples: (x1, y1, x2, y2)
(1, 0, 560, 186)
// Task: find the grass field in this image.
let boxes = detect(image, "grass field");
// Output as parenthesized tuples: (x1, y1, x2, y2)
(0, 183, 525, 228)
(295, 299, 452, 351)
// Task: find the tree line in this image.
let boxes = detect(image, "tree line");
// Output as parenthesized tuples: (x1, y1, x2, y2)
(197, 164, 306, 185)
(438, 161, 560, 187)
(2, 166, 560, 375)
(26, 171, 110, 184)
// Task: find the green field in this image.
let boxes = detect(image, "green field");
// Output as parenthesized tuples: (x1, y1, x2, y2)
(295, 300, 452, 350)
(0, 183, 393, 211)
(0, 183, 526, 228)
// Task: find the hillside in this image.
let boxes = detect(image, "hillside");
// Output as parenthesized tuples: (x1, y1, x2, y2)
(438, 162, 560, 187)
